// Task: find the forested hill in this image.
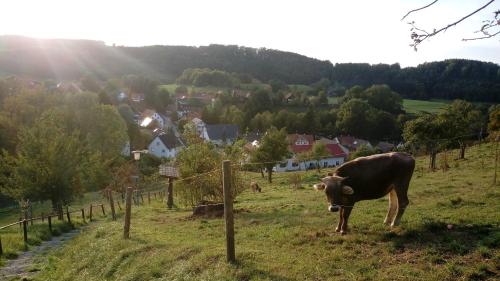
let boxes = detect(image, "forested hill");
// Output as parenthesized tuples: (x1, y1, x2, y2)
(0, 36, 499, 102)
(332, 61, 500, 102)
(0, 36, 332, 84)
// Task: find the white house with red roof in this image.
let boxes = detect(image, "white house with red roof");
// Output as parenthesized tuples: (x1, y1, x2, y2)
(274, 134, 349, 172)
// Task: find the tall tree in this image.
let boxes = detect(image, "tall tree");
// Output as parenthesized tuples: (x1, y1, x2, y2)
(251, 127, 289, 183)
(403, 113, 451, 170)
(0, 110, 86, 218)
(440, 100, 482, 159)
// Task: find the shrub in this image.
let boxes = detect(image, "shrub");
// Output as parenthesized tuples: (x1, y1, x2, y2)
(288, 173, 302, 189)
(175, 136, 244, 206)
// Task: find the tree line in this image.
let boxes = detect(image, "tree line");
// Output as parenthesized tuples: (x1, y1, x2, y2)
(1, 36, 498, 102)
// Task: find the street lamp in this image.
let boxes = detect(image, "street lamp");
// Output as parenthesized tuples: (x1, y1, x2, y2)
(131, 150, 148, 205)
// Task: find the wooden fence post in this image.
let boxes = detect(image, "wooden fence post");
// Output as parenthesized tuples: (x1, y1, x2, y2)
(48, 215, 52, 233)
(148, 191, 151, 204)
(222, 160, 235, 263)
(154, 192, 157, 199)
(66, 206, 72, 227)
(124, 187, 133, 239)
(117, 201, 122, 211)
(22, 219, 28, 247)
(109, 189, 116, 221)
(494, 138, 498, 185)
(81, 208, 86, 223)
(101, 204, 106, 216)
(140, 192, 144, 204)
(0, 235, 3, 255)
(89, 205, 93, 221)
(41, 212, 44, 222)
(167, 178, 174, 209)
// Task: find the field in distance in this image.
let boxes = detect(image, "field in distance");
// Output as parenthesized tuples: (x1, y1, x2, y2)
(31, 143, 499, 281)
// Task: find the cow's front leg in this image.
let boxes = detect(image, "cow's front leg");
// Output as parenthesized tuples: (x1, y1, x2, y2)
(340, 207, 353, 235)
(335, 207, 344, 232)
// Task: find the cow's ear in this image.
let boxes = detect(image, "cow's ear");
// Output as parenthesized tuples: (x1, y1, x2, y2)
(342, 185, 354, 195)
(314, 183, 326, 191)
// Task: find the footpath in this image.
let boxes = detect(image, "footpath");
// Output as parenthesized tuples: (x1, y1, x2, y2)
(0, 229, 80, 280)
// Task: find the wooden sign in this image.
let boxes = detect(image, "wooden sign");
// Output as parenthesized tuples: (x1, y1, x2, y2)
(159, 165, 179, 178)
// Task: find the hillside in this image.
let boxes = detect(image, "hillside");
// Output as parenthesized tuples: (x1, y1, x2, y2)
(0, 36, 332, 85)
(0, 36, 499, 102)
(24, 143, 500, 281)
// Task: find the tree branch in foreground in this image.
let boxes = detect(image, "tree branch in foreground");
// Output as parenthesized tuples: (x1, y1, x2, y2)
(403, 0, 498, 50)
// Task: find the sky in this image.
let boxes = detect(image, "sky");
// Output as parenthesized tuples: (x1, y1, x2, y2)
(1, 0, 499, 66)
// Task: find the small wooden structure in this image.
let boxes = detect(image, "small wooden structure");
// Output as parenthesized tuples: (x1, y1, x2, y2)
(159, 165, 179, 209)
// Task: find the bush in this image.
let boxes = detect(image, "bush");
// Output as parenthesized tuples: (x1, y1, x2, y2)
(175, 136, 244, 206)
(350, 144, 379, 160)
(288, 173, 302, 189)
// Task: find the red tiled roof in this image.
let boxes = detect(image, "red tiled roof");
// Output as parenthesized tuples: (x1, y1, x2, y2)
(290, 144, 312, 154)
(326, 143, 347, 158)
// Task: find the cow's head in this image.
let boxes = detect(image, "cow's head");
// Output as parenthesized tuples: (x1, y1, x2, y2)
(313, 172, 354, 212)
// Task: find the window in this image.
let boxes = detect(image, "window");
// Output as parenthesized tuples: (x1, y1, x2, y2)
(295, 138, 308, 145)
(323, 162, 327, 168)
(156, 141, 160, 146)
(336, 161, 340, 166)
(292, 161, 299, 167)
(279, 162, 287, 168)
(162, 149, 165, 153)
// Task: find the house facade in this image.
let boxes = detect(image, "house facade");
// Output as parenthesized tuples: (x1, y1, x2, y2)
(140, 109, 165, 128)
(274, 134, 349, 172)
(148, 132, 184, 158)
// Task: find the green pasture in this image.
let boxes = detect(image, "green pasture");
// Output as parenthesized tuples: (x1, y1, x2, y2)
(26, 143, 499, 281)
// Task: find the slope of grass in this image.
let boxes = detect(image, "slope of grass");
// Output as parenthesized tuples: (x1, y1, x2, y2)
(33, 143, 499, 281)
(403, 99, 451, 114)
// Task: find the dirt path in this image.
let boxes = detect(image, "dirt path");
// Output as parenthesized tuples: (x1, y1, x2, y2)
(0, 229, 81, 280)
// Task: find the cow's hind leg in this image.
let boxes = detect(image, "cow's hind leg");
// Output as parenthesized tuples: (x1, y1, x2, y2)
(384, 189, 398, 225)
(392, 184, 410, 227)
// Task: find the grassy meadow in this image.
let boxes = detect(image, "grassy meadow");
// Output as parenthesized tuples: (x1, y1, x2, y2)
(21, 142, 500, 281)
(402, 99, 451, 114)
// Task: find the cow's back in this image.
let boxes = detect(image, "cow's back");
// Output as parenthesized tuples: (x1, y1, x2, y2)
(336, 152, 415, 200)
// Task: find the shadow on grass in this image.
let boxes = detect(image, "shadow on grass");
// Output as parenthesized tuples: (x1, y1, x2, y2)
(233, 255, 295, 281)
(380, 219, 499, 255)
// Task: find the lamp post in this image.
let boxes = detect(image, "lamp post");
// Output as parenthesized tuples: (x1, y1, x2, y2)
(132, 150, 148, 206)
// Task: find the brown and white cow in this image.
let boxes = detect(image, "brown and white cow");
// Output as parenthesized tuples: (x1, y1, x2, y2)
(314, 152, 415, 235)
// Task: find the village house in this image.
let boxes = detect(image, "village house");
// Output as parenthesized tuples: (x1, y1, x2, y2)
(147, 131, 185, 159)
(130, 93, 145, 102)
(376, 141, 395, 153)
(334, 135, 372, 151)
(203, 124, 240, 146)
(140, 109, 165, 128)
(274, 134, 349, 172)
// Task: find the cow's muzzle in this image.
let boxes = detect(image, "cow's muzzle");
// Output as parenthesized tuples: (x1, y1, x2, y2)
(328, 205, 340, 212)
